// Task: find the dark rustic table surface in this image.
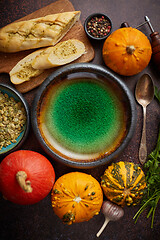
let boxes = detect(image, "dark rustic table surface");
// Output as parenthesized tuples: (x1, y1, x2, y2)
(0, 0, 160, 240)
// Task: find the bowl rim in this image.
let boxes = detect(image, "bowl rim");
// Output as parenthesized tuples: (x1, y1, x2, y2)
(31, 63, 137, 168)
(0, 83, 30, 156)
(84, 12, 112, 41)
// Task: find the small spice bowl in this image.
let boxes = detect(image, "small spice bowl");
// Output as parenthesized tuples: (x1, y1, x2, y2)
(84, 13, 112, 41)
(0, 83, 30, 157)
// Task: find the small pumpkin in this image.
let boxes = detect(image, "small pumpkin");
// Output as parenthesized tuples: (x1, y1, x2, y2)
(101, 161, 147, 206)
(51, 172, 103, 225)
(102, 27, 152, 76)
(0, 150, 55, 205)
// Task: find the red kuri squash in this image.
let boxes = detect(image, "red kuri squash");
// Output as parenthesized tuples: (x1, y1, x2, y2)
(0, 150, 55, 205)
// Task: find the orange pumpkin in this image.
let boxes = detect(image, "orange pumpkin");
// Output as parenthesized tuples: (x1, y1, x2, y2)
(102, 27, 152, 76)
(51, 172, 103, 225)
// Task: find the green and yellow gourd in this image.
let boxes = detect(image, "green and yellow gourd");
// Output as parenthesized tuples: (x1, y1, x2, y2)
(101, 161, 147, 206)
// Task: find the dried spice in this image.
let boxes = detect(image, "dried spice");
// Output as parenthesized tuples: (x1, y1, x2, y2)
(0, 91, 26, 150)
(87, 15, 111, 38)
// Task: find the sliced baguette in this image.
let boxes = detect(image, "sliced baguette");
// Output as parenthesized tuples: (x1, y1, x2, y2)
(32, 39, 85, 69)
(9, 49, 44, 85)
(0, 11, 80, 52)
(9, 39, 85, 85)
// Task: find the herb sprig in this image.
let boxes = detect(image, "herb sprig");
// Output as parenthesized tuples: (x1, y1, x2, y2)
(133, 86, 160, 228)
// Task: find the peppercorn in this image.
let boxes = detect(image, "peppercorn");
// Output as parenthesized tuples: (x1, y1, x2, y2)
(86, 15, 111, 38)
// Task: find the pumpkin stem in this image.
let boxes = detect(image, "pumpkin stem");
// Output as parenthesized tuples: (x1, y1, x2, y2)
(16, 171, 33, 193)
(126, 45, 135, 54)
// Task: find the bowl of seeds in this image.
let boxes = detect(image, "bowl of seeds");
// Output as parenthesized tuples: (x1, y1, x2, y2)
(84, 13, 112, 41)
(0, 83, 29, 156)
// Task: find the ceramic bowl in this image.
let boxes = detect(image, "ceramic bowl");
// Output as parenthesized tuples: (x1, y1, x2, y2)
(0, 83, 29, 156)
(31, 63, 136, 169)
(84, 13, 112, 41)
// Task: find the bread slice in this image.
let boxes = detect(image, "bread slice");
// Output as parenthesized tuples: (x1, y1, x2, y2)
(9, 39, 85, 85)
(9, 50, 44, 84)
(0, 11, 80, 52)
(32, 39, 85, 69)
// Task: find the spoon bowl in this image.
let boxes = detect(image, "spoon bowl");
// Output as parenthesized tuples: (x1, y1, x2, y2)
(135, 73, 154, 164)
(135, 74, 154, 107)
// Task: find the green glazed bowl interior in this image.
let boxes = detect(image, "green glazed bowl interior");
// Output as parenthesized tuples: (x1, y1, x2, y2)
(32, 63, 136, 168)
(0, 83, 30, 156)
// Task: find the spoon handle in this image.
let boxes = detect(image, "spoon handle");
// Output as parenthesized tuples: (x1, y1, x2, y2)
(139, 106, 147, 164)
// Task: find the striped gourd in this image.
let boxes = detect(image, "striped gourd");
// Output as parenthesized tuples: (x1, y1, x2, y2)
(101, 161, 147, 206)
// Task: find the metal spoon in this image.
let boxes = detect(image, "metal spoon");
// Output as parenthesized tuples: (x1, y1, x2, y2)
(135, 74, 154, 165)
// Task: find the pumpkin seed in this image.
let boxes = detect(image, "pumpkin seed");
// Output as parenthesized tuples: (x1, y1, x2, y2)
(0, 91, 26, 150)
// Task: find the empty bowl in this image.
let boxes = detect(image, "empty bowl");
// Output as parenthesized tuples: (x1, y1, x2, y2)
(31, 63, 136, 168)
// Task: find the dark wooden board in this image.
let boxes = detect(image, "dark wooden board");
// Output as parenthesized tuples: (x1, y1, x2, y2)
(0, 0, 95, 93)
